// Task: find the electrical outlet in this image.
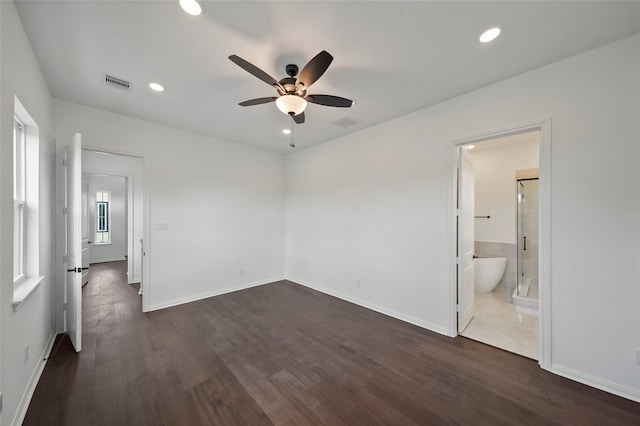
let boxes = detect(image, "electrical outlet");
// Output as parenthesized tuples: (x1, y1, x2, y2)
(155, 222, 169, 231)
(240, 268, 245, 276)
(356, 279, 361, 288)
(24, 345, 29, 363)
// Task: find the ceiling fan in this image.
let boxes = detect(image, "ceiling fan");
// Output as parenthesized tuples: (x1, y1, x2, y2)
(228, 50, 353, 124)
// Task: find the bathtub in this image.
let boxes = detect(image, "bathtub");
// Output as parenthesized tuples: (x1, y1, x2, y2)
(474, 257, 507, 293)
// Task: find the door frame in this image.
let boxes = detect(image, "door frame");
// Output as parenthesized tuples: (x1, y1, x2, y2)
(56, 145, 150, 331)
(448, 119, 552, 370)
(82, 146, 150, 312)
(83, 169, 134, 283)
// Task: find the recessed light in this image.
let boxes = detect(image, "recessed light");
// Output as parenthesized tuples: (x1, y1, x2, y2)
(282, 129, 291, 135)
(479, 27, 501, 43)
(466, 145, 475, 150)
(179, 0, 203, 16)
(149, 82, 165, 92)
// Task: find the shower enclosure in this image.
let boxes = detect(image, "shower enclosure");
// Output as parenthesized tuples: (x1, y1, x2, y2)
(516, 178, 539, 305)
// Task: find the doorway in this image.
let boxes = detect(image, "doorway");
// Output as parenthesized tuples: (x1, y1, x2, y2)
(452, 122, 550, 366)
(82, 172, 130, 279)
(82, 149, 145, 300)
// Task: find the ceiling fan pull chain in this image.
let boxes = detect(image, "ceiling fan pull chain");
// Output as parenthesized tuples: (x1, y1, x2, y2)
(290, 114, 295, 148)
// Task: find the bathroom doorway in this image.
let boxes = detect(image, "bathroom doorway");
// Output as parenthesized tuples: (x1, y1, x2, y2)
(453, 124, 549, 362)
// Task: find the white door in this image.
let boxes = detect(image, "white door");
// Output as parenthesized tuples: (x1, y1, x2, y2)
(64, 133, 82, 351)
(457, 147, 475, 333)
(81, 178, 90, 286)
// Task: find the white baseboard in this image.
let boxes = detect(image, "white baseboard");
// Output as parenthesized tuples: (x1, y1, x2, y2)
(550, 363, 640, 403)
(90, 257, 127, 264)
(12, 331, 57, 426)
(288, 277, 450, 336)
(149, 276, 286, 312)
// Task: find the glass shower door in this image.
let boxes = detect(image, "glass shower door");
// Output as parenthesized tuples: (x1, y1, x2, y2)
(517, 179, 539, 299)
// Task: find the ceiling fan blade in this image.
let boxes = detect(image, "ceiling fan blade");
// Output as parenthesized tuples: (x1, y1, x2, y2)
(229, 55, 284, 92)
(296, 50, 333, 89)
(238, 97, 278, 107)
(306, 94, 353, 108)
(292, 112, 305, 124)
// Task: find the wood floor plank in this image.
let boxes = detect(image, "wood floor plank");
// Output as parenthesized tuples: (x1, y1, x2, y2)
(23, 261, 640, 425)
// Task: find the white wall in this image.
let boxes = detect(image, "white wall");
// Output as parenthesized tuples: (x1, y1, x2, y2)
(54, 99, 286, 312)
(286, 34, 640, 401)
(0, 1, 56, 424)
(87, 174, 127, 263)
(472, 132, 539, 244)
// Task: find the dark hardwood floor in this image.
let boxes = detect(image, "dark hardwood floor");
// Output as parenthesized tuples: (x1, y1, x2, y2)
(25, 261, 639, 425)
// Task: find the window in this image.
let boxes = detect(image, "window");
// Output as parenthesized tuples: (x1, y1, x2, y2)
(14, 118, 26, 282)
(96, 191, 111, 244)
(13, 96, 43, 308)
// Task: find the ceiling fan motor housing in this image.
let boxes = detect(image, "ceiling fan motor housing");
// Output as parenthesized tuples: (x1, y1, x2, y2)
(286, 64, 299, 77)
(278, 76, 306, 97)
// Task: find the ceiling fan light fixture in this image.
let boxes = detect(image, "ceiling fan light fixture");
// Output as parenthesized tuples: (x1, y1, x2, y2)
(276, 95, 307, 116)
(179, 0, 203, 16)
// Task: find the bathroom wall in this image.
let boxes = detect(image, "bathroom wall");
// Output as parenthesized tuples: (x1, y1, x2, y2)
(470, 132, 539, 290)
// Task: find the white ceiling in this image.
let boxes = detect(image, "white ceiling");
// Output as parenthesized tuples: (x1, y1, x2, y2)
(15, 1, 640, 153)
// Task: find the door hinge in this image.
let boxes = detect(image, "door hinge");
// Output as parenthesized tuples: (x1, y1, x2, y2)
(456, 304, 460, 312)
(63, 302, 67, 311)
(456, 257, 461, 265)
(62, 158, 67, 167)
(456, 209, 460, 216)
(62, 206, 68, 215)
(63, 254, 68, 263)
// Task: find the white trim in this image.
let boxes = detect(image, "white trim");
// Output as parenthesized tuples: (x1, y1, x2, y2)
(142, 154, 151, 312)
(11, 332, 57, 426)
(448, 120, 552, 370)
(289, 277, 450, 336)
(537, 120, 552, 370)
(12, 275, 45, 311)
(89, 257, 127, 264)
(550, 363, 640, 403)
(148, 277, 285, 312)
(446, 143, 458, 337)
(83, 168, 136, 283)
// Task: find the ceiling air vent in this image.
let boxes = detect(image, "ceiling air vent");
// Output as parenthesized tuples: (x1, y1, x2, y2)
(331, 116, 358, 128)
(105, 74, 131, 90)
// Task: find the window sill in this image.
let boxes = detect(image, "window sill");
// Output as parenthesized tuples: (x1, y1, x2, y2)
(94, 242, 112, 246)
(13, 276, 45, 311)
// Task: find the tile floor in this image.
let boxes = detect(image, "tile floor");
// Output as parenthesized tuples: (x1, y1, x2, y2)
(461, 287, 539, 360)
